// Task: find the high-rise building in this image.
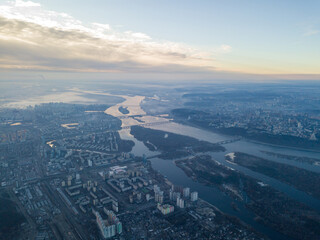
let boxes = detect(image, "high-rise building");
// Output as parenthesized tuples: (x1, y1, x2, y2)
(76, 173, 80, 181)
(172, 192, 181, 201)
(153, 185, 160, 193)
(158, 194, 163, 204)
(176, 196, 180, 206)
(155, 191, 164, 204)
(176, 196, 185, 208)
(88, 159, 93, 167)
(183, 187, 190, 198)
(191, 191, 198, 202)
(157, 203, 174, 215)
(94, 209, 122, 239)
(154, 185, 164, 204)
(94, 211, 115, 239)
(104, 209, 122, 235)
(179, 198, 185, 208)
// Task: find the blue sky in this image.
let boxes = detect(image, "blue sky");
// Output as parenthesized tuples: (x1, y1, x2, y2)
(0, 0, 319, 81)
(35, 0, 320, 44)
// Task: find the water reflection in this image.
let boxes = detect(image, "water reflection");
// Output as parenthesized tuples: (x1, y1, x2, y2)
(104, 93, 319, 240)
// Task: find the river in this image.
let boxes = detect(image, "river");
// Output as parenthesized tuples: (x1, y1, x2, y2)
(104, 94, 320, 240)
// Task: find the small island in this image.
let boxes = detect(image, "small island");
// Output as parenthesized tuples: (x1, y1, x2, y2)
(118, 106, 129, 114)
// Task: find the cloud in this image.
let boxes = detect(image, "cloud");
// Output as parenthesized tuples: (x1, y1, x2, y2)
(125, 31, 151, 40)
(0, 0, 225, 74)
(303, 29, 319, 36)
(92, 23, 111, 31)
(14, 0, 40, 7)
(218, 44, 232, 53)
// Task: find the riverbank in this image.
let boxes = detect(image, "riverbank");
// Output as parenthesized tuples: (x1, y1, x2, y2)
(105, 93, 319, 239)
(170, 115, 320, 153)
(260, 150, 320, 165)
(130, 125, 225, 159)
(175, 154, 320, 240)
(148, 158, 267, 239)
(228, 152, 320, 199)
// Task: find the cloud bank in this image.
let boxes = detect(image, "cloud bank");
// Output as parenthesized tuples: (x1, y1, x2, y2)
(0, 0, 224, 74)
(1, 0, 318, 81)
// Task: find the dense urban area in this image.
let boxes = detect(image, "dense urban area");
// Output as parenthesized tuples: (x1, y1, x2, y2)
(0, 82, 320, 240)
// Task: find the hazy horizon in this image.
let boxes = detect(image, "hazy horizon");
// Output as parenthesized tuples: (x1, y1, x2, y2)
(0, 0, 319, 82)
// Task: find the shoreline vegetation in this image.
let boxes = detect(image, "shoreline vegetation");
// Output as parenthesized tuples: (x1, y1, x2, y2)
(146, 161, 266, 239)
(227, 152, 320, 199)
(130, 125, 225, 159)
(174, 155, 320, 240)
(118, 106, 129, 114)
(260, 150, 320, 165)
(171, 109, 320, 152)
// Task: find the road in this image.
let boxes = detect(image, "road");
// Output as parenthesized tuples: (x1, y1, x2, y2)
(42, 181, 88, 240)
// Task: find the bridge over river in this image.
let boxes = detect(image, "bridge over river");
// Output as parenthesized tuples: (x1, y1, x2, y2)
(121, 121, 242, 145)
(215, 137, 242, 145)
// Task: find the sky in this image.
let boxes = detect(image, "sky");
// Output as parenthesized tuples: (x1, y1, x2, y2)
(0, 0, 319, 81)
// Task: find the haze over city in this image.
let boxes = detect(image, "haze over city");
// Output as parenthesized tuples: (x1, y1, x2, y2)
(0, 1, 320, 240)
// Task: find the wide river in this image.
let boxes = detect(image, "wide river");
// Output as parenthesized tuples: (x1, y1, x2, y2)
(105, 94, 320, 240)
